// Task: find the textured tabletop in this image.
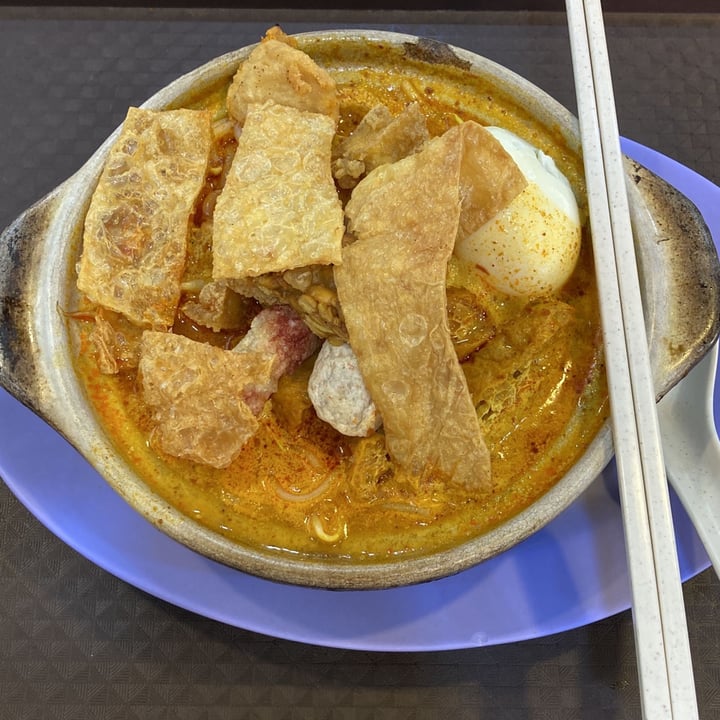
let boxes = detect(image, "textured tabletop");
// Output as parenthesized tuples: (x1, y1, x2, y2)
(0, 8, 719, 719)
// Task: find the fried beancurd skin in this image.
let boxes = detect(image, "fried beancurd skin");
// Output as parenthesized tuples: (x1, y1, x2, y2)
(226, 31, 339, 124)
(138, 331, 274, 469)
(180, 281, 251, 333)
(77, 107, 213, 328)
(212, 101, 344, 280)
(337, 122, 525, 492)
(332, 102, 430, 189)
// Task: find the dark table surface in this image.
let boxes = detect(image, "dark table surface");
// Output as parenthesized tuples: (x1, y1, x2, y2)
(1, 7, 719, 719)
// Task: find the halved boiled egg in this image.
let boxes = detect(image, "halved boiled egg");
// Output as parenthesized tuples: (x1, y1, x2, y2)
(455, 126, 582, 297)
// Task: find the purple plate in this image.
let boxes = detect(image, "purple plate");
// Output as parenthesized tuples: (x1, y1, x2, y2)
(0, 140, 716, 651)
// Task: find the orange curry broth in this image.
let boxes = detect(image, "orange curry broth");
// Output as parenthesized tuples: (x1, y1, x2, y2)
(72, 53, 608, 563)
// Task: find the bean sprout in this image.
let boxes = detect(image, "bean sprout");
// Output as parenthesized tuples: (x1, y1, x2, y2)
(274, 472, 334, 503)
(306, 507, 347, 544)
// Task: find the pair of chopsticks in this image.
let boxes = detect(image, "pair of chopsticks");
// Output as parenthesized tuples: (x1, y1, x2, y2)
(565, 1, 698, 718)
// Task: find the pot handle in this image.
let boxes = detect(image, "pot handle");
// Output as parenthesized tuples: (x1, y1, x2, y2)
(0, 186, 65, 417)
(626, 158, 720, 397)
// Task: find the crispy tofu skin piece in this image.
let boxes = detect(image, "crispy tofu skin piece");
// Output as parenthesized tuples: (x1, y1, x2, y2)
(226, 32, 339, 124)
(88, 312, 122, 375)
(455, 122, 530, 243)
(335, 122, 526, 492)
(139, 331, 274, 469)
(212, 101, 344, 280)
(180, 281, 251, 332)
(332, 102, 430, 189)
(88, 310, 143, 375)
(77, 107, 212, 328)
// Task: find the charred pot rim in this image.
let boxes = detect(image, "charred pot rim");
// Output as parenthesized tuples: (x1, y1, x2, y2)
(627, 158, 720, 394)
(0, 189, 63, 418)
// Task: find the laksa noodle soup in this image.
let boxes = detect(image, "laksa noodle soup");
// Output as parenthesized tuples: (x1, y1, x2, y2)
(70, 28, 608, 572)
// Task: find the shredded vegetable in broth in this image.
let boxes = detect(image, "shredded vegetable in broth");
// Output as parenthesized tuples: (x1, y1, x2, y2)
(72, 30, 608, 563)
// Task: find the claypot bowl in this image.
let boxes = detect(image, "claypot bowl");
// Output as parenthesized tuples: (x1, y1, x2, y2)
(1, 30, 719, 589)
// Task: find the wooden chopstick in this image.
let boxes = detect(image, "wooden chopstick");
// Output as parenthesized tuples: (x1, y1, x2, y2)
(565, 1, 698, 717)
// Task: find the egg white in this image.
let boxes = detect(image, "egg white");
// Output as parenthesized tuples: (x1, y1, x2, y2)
(455, 126, 582, 297)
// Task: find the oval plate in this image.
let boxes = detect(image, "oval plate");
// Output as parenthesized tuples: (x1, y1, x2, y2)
(0, 141, 716, 650)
